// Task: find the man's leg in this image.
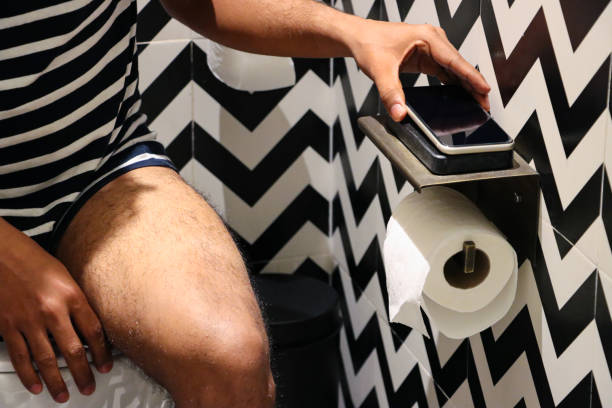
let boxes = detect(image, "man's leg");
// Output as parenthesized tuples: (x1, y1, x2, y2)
(55, 167, 274, 408)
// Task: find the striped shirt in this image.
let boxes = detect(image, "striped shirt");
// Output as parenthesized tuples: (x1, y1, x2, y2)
(0, 0, 175, 250)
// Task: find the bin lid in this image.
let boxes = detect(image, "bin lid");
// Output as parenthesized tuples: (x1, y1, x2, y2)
(252, 274, 341, 348)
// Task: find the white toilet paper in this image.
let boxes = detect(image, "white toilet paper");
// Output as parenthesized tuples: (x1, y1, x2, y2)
(206, 41, 296, 92)
(383, 186, 518, 339)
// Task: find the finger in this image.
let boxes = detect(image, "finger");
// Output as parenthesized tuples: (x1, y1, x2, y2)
(436, 70, 452, 85)
(436, 27, 450, 41)
(51, 318, 95, 396)
(472, 91, 490, 112)
(442, 69, 461, 85)
(427, 33, 490, 94)
(27, 331, 69, 403)
(409, 55, 452, 84)
(3, 331, 42, 395)
(422, 35, 490, 110)
(372, 63, 407, 122)
(72, 304, 113, 374)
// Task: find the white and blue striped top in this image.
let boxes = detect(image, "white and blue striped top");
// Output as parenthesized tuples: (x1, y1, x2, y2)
(0, 0, 175, 250)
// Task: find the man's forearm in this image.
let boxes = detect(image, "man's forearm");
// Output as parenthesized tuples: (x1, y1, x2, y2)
(161, 0, 361, 58)
(161, 0, 491, 121)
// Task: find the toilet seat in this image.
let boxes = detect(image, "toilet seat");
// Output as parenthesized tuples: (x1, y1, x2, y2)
(0, 341, 119, 373)
(0, 341, 172, 407)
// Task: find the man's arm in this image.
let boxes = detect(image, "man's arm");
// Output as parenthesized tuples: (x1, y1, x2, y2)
(160, 0, 490, 121)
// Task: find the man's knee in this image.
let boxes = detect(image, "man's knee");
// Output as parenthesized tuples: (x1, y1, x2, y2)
(164, 318, 275, 408)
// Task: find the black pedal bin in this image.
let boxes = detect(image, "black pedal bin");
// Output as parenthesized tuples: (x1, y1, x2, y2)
(252, 274, 342, 408)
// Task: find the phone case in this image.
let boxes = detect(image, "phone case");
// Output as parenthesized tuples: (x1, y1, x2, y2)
(383, 113, 514, 175)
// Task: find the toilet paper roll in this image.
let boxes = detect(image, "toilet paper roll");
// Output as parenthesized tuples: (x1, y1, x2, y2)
(383, 186, 518, 339)
(206, 41, 296, 92)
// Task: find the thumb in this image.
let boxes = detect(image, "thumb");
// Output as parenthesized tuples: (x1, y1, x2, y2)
(373, 67, 406, 122)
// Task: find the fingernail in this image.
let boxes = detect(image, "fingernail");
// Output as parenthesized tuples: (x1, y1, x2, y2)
(99, 362, 113, 373)
(82, 384, 95, 395)
(55, 391, 69, 403)
(29, 383, 43, 394)
(390, 104, 405, 121)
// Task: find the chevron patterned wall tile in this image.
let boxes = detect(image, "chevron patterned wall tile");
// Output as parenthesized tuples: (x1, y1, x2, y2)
(332, 267, 449, 408)
(337, 119, 612, 407)
(136, 0, 200, 42)
(598, 107, 612, 277)
(134, 0, 611, 405)
(333, 0, 612, 407)
(480, 0, 611, 266)
(190, 39, 335, 275)
(135, 1, 337, 276)
(479, 220, 604, 408)
(136, 40, 193, 185)
(595, 270, 612, 404)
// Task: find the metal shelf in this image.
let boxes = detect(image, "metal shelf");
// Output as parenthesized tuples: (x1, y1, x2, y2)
(358, 115, 540, 265)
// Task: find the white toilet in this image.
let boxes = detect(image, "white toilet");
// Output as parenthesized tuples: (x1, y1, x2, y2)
(0, 343, 173, 407)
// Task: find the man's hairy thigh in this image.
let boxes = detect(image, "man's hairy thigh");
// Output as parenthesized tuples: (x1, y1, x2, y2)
(54, 167, 267, 390)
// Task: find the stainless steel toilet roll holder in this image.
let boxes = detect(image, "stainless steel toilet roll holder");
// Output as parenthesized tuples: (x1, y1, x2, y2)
(358, 115, 540, 265)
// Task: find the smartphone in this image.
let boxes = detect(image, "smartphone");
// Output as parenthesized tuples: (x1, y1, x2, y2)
(403, 85, 514, 155)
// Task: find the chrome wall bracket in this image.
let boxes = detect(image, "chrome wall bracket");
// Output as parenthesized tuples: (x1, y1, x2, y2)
(358, 115, 541, 265)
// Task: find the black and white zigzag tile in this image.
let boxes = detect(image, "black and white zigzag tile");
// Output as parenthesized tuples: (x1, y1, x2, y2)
(136, 0, 200, 42)
(477, 0, 611, 269)
(136, 2, 336, 276)
(190, 39, 335, 275)
(333, 0, 612, 407)
(598, 106, 612, 278)
(137, 40, 193, 177)
(135, 0, 611, 405)
(135, 0, 198, 180)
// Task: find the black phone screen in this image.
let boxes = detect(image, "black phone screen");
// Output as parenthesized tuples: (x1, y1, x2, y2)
(402, 85, 512, 147)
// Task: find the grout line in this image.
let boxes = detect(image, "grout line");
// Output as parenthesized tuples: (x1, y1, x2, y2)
(593, 52, 608, 331)
(548, 220, 575, 246)
(590, 269, 599, 408)
(599, 55, 612, 247)
(136, 38, 192, 45)
(190, 41, 195, 184)
(543, 218, 598, 267)
(589, 368, 594, 408)
(329, 57, 335, 242)
(249, 253, 336, 265)
(337, 266, 457, 407)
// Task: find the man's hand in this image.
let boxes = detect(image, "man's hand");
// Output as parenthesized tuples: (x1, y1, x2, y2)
(162, 0, 490, 123)
(347, 21, 491, 121)
(0, 219, 113, 403)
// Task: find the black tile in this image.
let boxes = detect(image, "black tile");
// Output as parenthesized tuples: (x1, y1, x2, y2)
(333, 57, 379, 147)
(332, 268, 431, 408)
(136, 42, 192, 172)
(194, 112, 329, 206)
(603, 168, 612, 270)
(559, 0, 609, 50)
(293, 258, 330, 283)
(165, 123, 192, 170)
(594, 272, 612, 405)
(434, 0, 480, 49)
(533, 238, 597, 356)
(137, 42, 192, 123)
(292, 57, 330, 84)
(396, 0, 415, 21)
(514, 111, 602, 257)
(230, 186, 329, 273)
(192, 43, 292, 132)
(136, 0, 171, 44)
(481, 0, 609, 156)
